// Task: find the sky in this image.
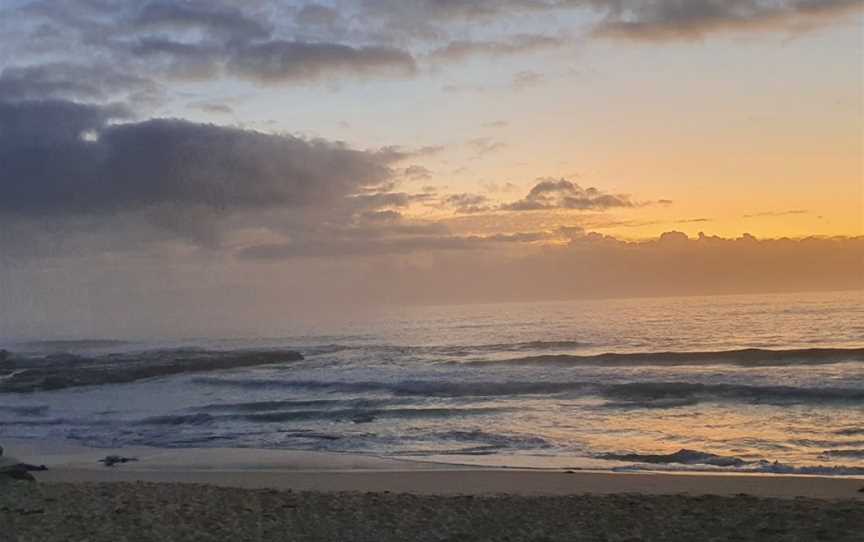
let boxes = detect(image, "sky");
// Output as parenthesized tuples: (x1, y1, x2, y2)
(0, 0, 862, 338)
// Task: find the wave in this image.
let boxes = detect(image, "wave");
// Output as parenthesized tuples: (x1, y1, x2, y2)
(139, 413, 217, 426)
(612, 462, 864, 476)
(434, 429, 552, 450)
(298, 340, 590, 359)
(819, 449, 864, 459)
(597, 448, 746, 467)
(191, 377, 585, 396)
(192, 376, 864, 406)
(194, 397, 413, 413)
(599, 397, 701, 409)
(598, 447, 864, 475)
(0, 348, 304, 393)
(599, 381, 864, 405)
(238, 407, 503, 424)
(138, 406, 506, 426)
(0, 405, 48, 416)
(835, 427, 864, 436)
(430, 340, 589, 356)
(465, 347, 864, 368)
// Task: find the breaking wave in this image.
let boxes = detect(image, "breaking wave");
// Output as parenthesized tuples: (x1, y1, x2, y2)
(138, 406, 506, 426)
(598, 448, 864, 476)
(819, 449, 864, 459)
(434, 430, 552, 450)
(611, 462, 864, 476)
(597, 448, 746, 467)
(465, 347, 864, 367)
(194, 397, 414, 413)
(192, 377, 864, 406)
(0, 348, 304, 393)
(301, 340, 590, 358)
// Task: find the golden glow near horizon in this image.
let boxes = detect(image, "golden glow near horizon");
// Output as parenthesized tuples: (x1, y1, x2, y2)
(367, 25, 864, 242)
(1, 0, 862, 338)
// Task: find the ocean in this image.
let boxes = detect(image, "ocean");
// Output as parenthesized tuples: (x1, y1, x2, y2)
(2, 290, 863, 475)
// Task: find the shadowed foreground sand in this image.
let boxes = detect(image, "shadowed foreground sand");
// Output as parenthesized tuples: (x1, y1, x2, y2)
(2, 480, 863, 542)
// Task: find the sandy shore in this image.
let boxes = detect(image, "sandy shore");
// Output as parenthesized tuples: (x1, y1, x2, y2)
(2, 439, 863, 540)
(4, 438, 863, 500)
(2, 481, 863, 541)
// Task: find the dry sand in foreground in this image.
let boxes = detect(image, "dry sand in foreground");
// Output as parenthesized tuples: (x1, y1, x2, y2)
(2, 480, 863, 542)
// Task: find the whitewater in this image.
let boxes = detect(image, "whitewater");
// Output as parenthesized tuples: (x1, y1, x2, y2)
(1, 290, 863, 476)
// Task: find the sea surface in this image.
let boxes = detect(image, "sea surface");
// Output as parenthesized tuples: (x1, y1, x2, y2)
(2, 290, 864, 475)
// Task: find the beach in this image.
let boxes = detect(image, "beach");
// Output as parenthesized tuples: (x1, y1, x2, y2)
(2, 439, 863, 541)
(3, 294, 864, 540)
(4, 481, 863, 542)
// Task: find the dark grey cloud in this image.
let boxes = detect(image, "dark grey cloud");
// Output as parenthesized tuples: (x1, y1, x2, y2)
(125, 38, 224, 80)
(226, 41, 417, 83)
(438, 178, 642, 215)
(130, 0, 272, 42)
(352, 0, 577, 36)
(0, 100, 130, 148)
(4, 1, 418, 91)
(403, 165, 434, 180)
(123, 37, 417, 85)
(502, 178, 634, 211)
(296, 4, 342, 27)
(4, 0, 855, 110)
(0, 63, 159, 103)
(591, 0, 864, 40)
(345, 0, 861, 44)
(0, 99, 401, 245)
(443, 193, 494, 214)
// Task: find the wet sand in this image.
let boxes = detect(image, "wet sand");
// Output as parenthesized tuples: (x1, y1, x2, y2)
(5, 438, 862, 500)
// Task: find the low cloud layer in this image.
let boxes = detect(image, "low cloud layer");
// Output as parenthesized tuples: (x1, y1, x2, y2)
(501, 178, 634, 211)
(2, 230, 859, 337)
(226, 41, 417, 84)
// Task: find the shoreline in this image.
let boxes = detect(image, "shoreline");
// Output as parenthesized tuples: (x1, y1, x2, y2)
(4, 438, 863, 541)
(5, 438, 863, 500)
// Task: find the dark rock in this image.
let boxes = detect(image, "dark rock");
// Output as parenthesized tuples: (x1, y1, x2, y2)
(99, 455, 139, 467)
(0, 445, 42, 482)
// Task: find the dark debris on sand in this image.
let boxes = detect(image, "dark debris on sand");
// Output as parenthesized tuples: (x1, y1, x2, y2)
(1, 481, 863, 541)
